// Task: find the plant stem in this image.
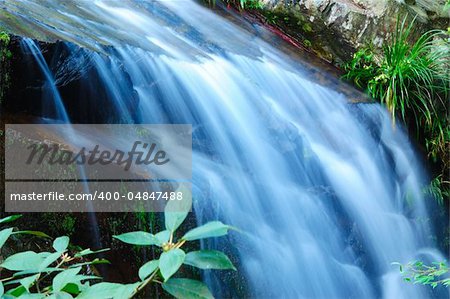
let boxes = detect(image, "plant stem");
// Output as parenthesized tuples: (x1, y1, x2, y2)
(131, 268, 160, 298)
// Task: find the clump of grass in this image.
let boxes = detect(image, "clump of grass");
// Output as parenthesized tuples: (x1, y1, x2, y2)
(344, 16, 450, 204)
(345, 17, 448, 126)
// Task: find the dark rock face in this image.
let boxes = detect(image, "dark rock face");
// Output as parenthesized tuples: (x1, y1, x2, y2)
(258, 0, 449, 65)
(3, 38, 140, 124)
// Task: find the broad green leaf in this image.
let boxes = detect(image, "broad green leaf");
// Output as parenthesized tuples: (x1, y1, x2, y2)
(74, 248, 109, 257)
(52, 267, 81, 292)
(0, 281, 3, 297)
(139, 260, 159, 281)
(76, 282, 123, 299)
(53, 236, 69, 252)
(39, 252, 62, 271)
(113, 231, 159, 245)
(0, 214, 22, 224)
(0, 228, 13, 250)
(12, 231, 51, 238)
(164, 186, 192, 233)
(182, 221, 231, 241)
(77, 282, 139, 299)
(19, 274, 39, 291)
(159, 249, 186, 281)
(1, 251, 46, 271)
(155, 230, 171, 246)
(162, 278, 213, 299)
(184, 250, 236, 270)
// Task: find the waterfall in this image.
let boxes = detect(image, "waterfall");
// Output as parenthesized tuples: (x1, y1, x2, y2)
(2, 0, 448, 298)
(20, 38, 70, 122)
(19, 38, 102, 247)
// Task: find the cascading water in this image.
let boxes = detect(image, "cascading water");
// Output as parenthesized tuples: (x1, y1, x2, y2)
(19, 38, 102, 247)
(20, 38, 69, 122)
(1, 0, 448, 298)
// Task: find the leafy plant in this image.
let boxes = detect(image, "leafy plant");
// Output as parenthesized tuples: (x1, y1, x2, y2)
(113, 188, 236, 298)
(393, 261, 450, 288)
(0, 214, 110, 298)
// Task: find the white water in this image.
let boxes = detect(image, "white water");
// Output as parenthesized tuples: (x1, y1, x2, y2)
(3, 0, 448, 298)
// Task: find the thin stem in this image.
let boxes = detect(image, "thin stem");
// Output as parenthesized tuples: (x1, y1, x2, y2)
(175, 240, 186, 249)
(131, 268, 160, 298)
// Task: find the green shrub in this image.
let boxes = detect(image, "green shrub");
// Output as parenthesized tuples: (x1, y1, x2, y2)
(394, 261, 450, 288)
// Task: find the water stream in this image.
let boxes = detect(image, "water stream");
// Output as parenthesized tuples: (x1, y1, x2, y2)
(1, 0, 448, 298)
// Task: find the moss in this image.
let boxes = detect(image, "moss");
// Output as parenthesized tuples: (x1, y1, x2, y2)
(259, 7, 341, 63)
(0, 30, 11, 104)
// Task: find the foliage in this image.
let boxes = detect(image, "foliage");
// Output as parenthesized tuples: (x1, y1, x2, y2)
(0, 189, 236, 298)
(394, 261, 450, 288)
(113, 189, 235, 298)
(343, 16, 450, 204)
(424, 175, 450, 206)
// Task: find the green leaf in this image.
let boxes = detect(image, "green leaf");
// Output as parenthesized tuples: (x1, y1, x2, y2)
(0, 214, 22, 224)
(19, 274, 39, 291)
(111, 282, 140, 299)
(155, 230, 171, 246)
(12, 231, 51, 238)
(162, 278, 214, 299)
(53, 236, 69, 252)
(1, 251, 45, 271)
(113, 231, 159, 246)
(164, 185, 192, 233)
(159, 249, 186, 281)
(139, 260, 159, 281)
(184, 250, 236, 270)
(0, 228, 13, 250)
(61, 283, 80, 295)
(182, 221, 232, 241)
(77, 282, 139, 299)
(53, 267, 81, 292)
(74, 248, 109, 257)
(0, 281, 3, 298)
